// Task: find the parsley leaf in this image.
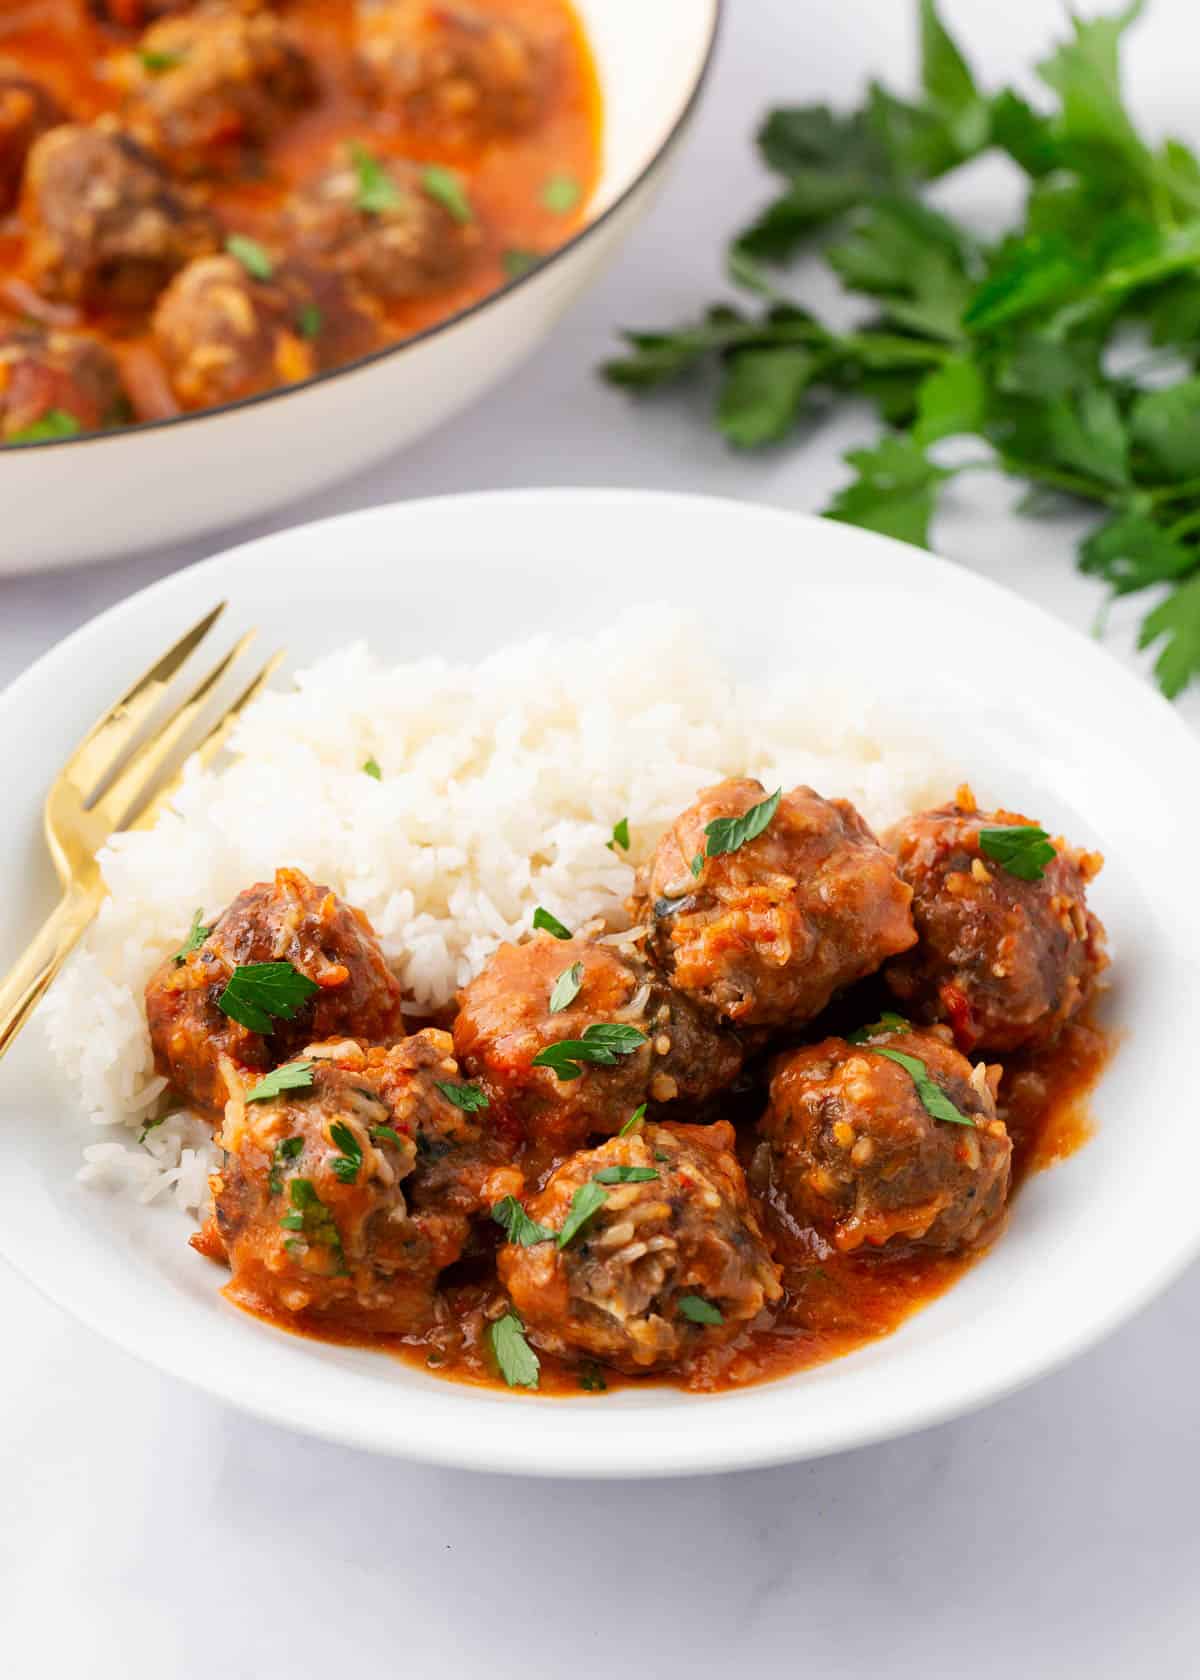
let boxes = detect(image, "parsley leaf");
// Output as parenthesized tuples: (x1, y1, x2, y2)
(362, 756, 382, 779)
(557, 1179, 609, 1247)
(268, 1134, 304, 1195)
(297, 303, 323, 340)
(173, 908, 211, 966)
(978, 824, 1058, 881)
(549, 961, 584, 1014)
(677, 1295, 724, 1326)
(542, 172, 581, 214)
(329, 1120, 363, 1184)
(138, 47, 186, 73)
(246, 1060, 315, 1103)
(846, 1012, 911, 1044)
(1138, 572, 1200, 696)
(532, 906, 572, 939)
(578, 1362, 607, 1392)
(490, 1311, 539, 1388)
(864, 1046, 977, 1127)
(422, 165, 473, 223)
(281, 1177, 342, 1259)
(225, 234, 273, 281)
(606, 817, 630, 852)
(349, 141, 402, 214)
(218, 962, 320, 1035)
(703, 787, 781, 860)
(435, 1080, 489, 1112)
(531, 1023, 648, 1081)
(7, 408, 81, 445)
(593, 1165, 658, 1184)
(491, 1195, 556, 1247)
(503, 247, 540, 278)
(618, 1103, 647, 1136)
(370, 1124, 406, 1149)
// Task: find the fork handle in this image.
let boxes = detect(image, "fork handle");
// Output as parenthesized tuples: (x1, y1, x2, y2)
(0, 883, 104, 1062)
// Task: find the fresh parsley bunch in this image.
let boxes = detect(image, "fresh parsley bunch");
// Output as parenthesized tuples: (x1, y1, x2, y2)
(604, 0, 1200, 697)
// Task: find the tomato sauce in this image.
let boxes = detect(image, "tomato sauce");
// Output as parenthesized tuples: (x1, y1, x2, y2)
(228, 1013, 1114, 1399)
(0, 0, 602, 418)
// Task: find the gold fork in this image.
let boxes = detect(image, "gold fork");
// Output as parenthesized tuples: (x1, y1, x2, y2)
(0, 604, 283, 1062)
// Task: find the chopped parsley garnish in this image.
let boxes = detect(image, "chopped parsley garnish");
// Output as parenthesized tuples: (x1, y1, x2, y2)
(677, 1294, 724, 1326)
(549, 960, 584, 1014)
(435, 1079, 489, 1112)
(297, 303, 323, 340)
(8, 408, 81, 445)
(422, 164, 473, 223)
(137, 47, 186, 73)
(606, 816, 630, 852)
(371, 1124, 405, 1149)
(329, 1120, 363, 1183)
(362, 756, 382, 779)
(863, 1045, 977, 1127)
(578, 1362, 608, 1392)
(218, 961, 319, 1034)
(532, 906, 572, 939)
(138, 1113, 167, 1146)
(279, 1176, 342, 1260)
(172, 909, 211, 966)
(349, 141, 402, 214)
(491, 1195, 556, 1247)
(503, 247, 540, 278)
(226, 234, 273, 282)
(593, 1164, 659, 1184)
(490, 1311, 540, 1388)
(268, 1133, 304, 1194)
(618, 1103, 647, 1136)
(978, 824, 1057, 882)
(542, 172, 582, 214)
(703, 787, 782, 862)
(531, 1022, 647, 1081)
(690, 852, 704, 877)
(847, 1011, 910, 1044)
(556, 1179, 609, 1248)
(246, 1060, 315, 1104)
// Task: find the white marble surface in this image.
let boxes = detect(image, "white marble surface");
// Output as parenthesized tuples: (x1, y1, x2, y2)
(5, 3, 1200, 1674)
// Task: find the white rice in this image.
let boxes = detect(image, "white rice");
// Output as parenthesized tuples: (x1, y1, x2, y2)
(45, 611, 956, 1213)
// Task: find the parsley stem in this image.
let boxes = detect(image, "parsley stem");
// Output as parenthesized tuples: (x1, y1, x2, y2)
(1151, 475, 1200, 507)
(1165, 508, 1200, 541)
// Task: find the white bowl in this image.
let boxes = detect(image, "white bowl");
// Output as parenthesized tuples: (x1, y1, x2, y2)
(1, 489, 1195, 1477)
(0, 3, 720, 575)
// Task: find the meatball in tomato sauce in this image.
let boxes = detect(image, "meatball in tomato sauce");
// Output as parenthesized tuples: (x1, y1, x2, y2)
(356, 1, 545, 146)
(885, 787, 1107, 1054)
(0, 328, 129, 441)
(152, 252, 374, 407)
(0, 65, 64, 215)
(23, 123, 219, 311)
(145, 866, 404, 1117)
(499, 1121, 782, 1375)
(122, 7, 316, 177)
(634, 779, 916, 1030)
(453, 931, 743, 1160)
(208, 1036, 478, 1334)
(283, 147, 481, 304)
(756, 1024, 1011, 1256)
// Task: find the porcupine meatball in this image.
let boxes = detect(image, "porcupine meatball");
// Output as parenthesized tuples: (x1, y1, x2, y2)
(499, 1121, 782, 1375)
(453, 931, 744, 1160)
(633, 778, 916, 1030)
(282, 146, 479, 303)
(356, 1, 544, 147)
(22, 123, 219, 311)
(152, 251, 375, 407)
(756, 1022, 1011, 1255)
(121, 7, 315, 176)
(885, 787, 1107, 1054)
(0, 328, 129, 441)
(207, 1032, 506, 1334)
(145, 867, 404, 1118)
(0, 65, 64, 215)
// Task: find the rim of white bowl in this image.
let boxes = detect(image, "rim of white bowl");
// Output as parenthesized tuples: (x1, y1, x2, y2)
(3, 2, 723, 456)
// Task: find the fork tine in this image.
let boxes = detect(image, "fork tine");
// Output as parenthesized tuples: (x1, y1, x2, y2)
(90, 627, 258, 830)
(129, 649, 286, 835)
(60, 602, 228, 801)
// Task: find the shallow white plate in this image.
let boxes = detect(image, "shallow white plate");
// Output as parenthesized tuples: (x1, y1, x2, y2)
(0, 490, 1194, 1477)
